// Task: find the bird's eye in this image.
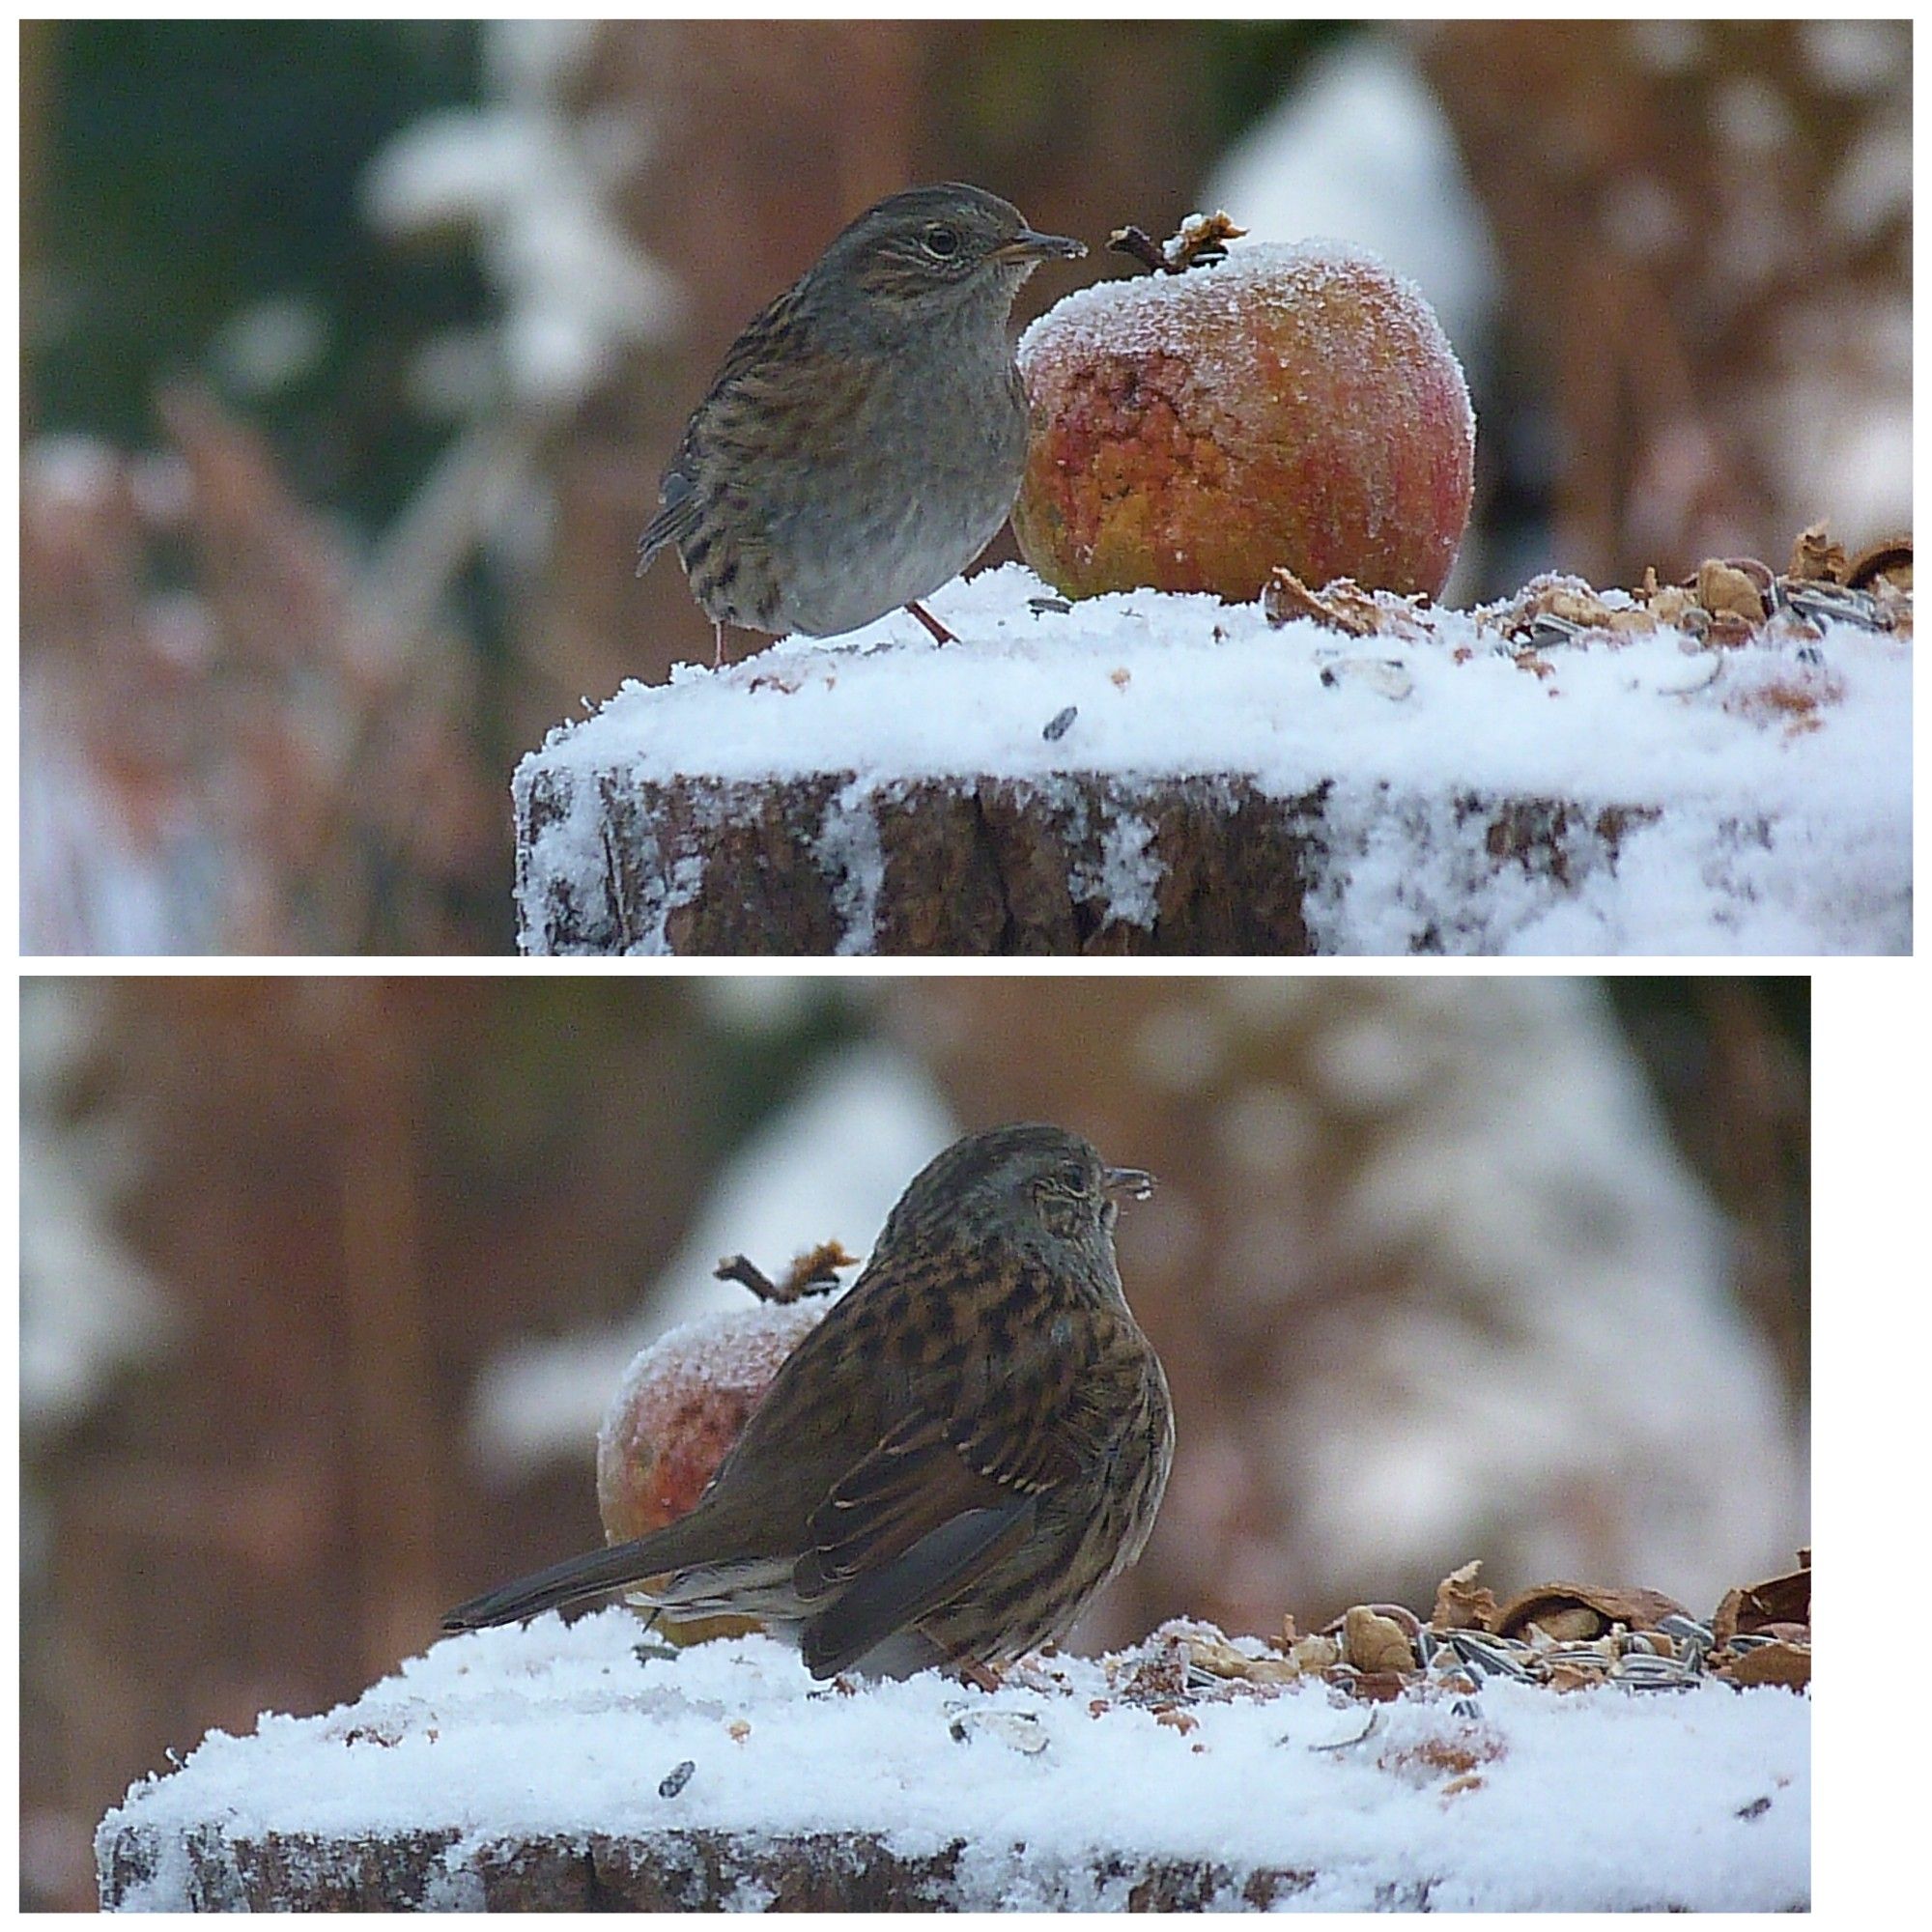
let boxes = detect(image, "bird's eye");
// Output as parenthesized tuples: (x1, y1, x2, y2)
(1053, 1161, 1090, 1196)
(923, 223, 961, 259)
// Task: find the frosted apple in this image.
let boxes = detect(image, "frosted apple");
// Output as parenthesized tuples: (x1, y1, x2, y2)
(1014, 238, 1474, 604)
(595, 1296, 830, 1641)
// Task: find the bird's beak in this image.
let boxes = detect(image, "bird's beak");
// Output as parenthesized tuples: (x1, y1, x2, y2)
(997, 227, 1087, 265)
(1102, 1165, 1155, 1203)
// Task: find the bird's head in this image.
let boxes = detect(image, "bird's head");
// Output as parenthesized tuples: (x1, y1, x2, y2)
(880, 1122, 1152, 1260)
(818, 183, 1085, 317)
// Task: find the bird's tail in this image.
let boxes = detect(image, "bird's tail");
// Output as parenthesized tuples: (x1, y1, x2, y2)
(442, 1516, 713, 1632)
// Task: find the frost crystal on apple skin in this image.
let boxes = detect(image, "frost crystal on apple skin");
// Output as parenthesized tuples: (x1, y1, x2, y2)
(1012, 238, 1476, 609)
(597, 1300, 831, 1541)
(1020, 237, 1474, 451)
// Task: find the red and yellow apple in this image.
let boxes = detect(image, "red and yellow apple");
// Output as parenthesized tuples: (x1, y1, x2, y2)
(1014, 240, 1474, 604)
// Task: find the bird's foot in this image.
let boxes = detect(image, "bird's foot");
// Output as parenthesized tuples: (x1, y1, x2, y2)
(956, 1658, 1004, 1692)
(904, 600, 958, 645)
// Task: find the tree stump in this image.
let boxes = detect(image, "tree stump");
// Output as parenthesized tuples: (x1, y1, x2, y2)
(94, 1616, 1808, 1912)
(98, 1821, 1328, 1912)
(514, 765, 1678, 956)
(509, 573, 1910, 956)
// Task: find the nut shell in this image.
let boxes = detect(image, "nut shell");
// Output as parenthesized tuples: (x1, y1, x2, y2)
(1490, 1582, 1690, 1640)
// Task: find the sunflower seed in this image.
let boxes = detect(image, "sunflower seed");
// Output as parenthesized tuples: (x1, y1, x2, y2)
(1777, 580, 1889, 630)
(1656, 1614, 1715, 1654)
(1522, 613, 1588, 648)
(1448, 1633, 1535, 1681)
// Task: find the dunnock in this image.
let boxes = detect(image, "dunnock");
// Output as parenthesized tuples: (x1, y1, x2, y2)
(637, 184, 1086, 661)
(444, 1123, 1173, 1682)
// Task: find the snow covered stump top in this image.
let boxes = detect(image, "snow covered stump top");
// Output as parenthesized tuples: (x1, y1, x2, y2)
(512, 564, 1910, 955)
(98, 1611, 1808, 1912)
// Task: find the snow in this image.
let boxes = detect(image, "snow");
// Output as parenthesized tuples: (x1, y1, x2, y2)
(207, 294, 329, 399)
(22, 432, 123, 508)
(1266, 979, 1804, 1606)
(1763, 322, 1914, 544)
(1070, 806, 1162, 931)
(1800, 17, 1899, 92)
(816, 781, 888, 956)
(1630, 19, 1705, 76)
(599, 1303, 826, 1452)
(1827, 122, 1912, 242)
(97, 1612, 1809, 1911)
(514, 563, 1911, 955)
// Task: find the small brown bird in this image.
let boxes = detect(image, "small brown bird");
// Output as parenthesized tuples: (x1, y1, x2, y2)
(636, 183, 1085, 661)
(444, 1123, 1173, 1681)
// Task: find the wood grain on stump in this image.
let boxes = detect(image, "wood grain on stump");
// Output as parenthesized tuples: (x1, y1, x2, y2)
(99, 1822, 1328, 1911)
(515, 764, 1649, 955)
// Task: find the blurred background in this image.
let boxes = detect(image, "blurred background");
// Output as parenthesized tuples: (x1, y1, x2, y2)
(20, 973, 1809, 1907)
(20, 18, 1911, 952)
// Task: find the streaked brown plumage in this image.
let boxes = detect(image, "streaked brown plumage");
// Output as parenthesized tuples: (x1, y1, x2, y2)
(443, 1123, 1173, 1681)
(635, 184, 1085, 660)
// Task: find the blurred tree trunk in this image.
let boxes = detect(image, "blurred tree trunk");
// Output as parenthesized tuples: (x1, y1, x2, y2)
(1413, 19, 1910, 584)
(332, 984, 444, 1677)
(21, 980, 719, 1908)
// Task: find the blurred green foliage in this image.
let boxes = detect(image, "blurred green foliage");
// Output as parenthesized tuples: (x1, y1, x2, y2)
(30, 20, 484, 519)
(1201, 20, 1348, 148)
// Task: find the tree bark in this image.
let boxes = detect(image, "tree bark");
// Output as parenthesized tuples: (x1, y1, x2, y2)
(99, 1822, 1331, 1911)
(516, 763, 1652, 955)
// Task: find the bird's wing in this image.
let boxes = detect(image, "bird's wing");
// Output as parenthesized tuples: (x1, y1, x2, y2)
(792, 1416, 1031, 1677)
(636, 468, 700, 575)
(800, 1501, 1033, 1679)
(702, 278, 809, 397)
(636, 278, 818, 579)
(791, 1325, 1089, 1676)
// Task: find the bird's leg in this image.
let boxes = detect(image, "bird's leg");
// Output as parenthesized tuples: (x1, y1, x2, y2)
(905, 600, 958, 645)
(713, 619, 727, 667)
